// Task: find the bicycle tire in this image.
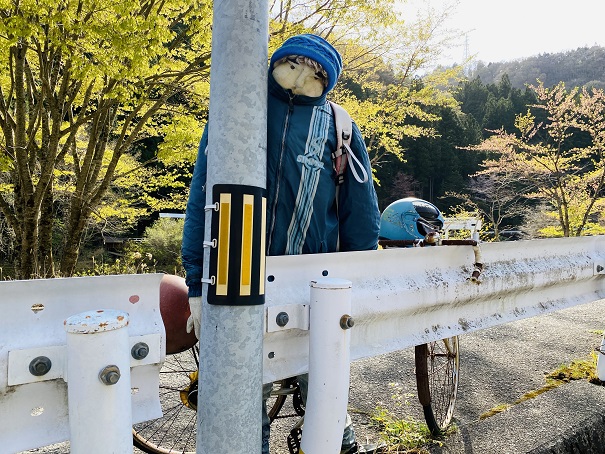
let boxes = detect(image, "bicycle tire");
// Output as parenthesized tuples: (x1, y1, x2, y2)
(415, 336, 460, 436)
(291, 378, 305, 417)
(133, 345, 289, 454)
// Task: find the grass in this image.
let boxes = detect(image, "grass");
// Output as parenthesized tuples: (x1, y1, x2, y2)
(480, 351, 603, 420)
(367, 345, 605, 451)
(370, 408, 440, 453)
(368, 382, 456, 453)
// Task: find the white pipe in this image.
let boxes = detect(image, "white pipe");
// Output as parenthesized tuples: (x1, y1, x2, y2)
(300, 278, 353, 454)
(64, 310, 132, 454)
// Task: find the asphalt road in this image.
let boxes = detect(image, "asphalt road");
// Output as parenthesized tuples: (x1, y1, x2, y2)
(20, 298, 605, 453)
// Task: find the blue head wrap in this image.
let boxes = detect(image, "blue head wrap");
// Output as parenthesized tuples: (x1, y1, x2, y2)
(270, 34, 343, 93)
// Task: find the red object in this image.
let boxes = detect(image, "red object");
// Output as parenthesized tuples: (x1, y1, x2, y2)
(159, 274, 198, 354)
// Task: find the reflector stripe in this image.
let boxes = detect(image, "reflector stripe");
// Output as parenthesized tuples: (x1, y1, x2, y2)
(217, 193, 231, 296)
(260, 197, 266, 295)
(208, 185, 266, 306)
(240, 194, 254, 296)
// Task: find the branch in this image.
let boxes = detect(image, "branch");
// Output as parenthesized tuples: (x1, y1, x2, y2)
(59, 78, 96, 138)
(23, 55, 43, 165)
(289, 0, 331, 27)
(90, 90, 174, 207)
(0, 85, 15, 131)
(0, 194, 19, 236)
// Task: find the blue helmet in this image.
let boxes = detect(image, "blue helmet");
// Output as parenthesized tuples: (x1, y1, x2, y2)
(379, 198, 445, 241)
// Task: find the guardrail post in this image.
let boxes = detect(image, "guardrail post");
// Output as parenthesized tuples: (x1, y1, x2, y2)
(300, 278, 353, 454)
(64, 309, 132, 453)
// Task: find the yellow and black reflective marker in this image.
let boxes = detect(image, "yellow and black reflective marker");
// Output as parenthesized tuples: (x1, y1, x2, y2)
(208, 184, 267, 305)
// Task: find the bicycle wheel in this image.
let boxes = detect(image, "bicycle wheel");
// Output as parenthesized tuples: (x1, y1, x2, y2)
(415, 336, 459, 436)
(133, 345, 290, 454)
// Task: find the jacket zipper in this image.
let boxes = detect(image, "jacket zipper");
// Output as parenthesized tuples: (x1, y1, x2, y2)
(267, 93, 294, 253)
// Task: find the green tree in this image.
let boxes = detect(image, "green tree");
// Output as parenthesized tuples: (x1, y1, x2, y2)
(471, 46, 605, 90)
(455, 76, 489, 127)
(455, 75, 537, 137)
(139, 217, 184, 274)
(471, 82, 605, 237)
(270, 1, 465, 174)
(0, 0, 212, 277)
(269, 0, 397, 43)
(375, 102, 483, 209)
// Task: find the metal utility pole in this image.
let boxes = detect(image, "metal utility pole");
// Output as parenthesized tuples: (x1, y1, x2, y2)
(197, 0, 268, 452)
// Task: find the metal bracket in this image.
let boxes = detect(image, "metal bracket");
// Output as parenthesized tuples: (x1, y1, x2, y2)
(7, 333, 161, 386)
(266, 304, 309, 333)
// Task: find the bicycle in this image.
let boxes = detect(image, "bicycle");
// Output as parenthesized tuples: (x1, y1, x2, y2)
(134, 232, 472, 452)
(132, 334, 459, 452)
(132, 343, 305, 453)
(415, 336, 460, 436)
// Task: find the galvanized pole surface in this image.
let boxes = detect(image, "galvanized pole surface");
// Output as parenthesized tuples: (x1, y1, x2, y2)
(197, 0, 268, 452)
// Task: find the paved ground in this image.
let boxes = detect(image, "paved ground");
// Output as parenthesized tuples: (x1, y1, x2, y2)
(21, 298, 605, 453)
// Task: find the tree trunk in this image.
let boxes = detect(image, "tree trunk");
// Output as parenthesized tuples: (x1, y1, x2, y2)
(59, 236, 81, 277)
(38, 183, 55, 277)
(59, 202, 88, 276)
(17, 205, 39, 279)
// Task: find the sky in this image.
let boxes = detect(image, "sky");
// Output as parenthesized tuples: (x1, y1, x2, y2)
(399, 0, 605, 64)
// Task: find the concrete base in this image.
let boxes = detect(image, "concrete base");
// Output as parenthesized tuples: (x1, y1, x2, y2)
(432, 380, 605, 454)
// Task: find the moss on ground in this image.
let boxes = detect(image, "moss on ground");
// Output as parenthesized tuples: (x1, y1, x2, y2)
(480, 351, 604, 420)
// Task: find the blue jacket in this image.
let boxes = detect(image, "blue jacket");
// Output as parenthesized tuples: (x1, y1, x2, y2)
(182, 74, 380, 297)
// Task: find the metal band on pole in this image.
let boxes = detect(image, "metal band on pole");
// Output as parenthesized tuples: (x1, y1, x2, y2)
(207, 184, 267, 306)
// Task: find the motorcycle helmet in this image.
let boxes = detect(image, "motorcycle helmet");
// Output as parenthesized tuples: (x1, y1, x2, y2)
(379, 197, 445, 241)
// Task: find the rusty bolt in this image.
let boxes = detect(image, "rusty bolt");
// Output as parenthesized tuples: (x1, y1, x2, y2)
(29, 356, 52, 376)
(131, 342, 149, 360)
(340, 315, 355, 330)
(276, 312, 290, 327)
(99, 365, 121, 385)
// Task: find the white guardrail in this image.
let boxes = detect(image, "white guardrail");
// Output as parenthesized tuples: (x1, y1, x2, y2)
(263, 236, 605, 382)
(0, 274, 164, 453)
(2, 237, 605, 452)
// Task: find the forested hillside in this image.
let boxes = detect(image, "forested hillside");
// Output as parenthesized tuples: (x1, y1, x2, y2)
(470, 46, 605, 89)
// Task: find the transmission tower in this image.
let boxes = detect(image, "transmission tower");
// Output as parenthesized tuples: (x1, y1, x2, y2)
(463, 29, 476, 76)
